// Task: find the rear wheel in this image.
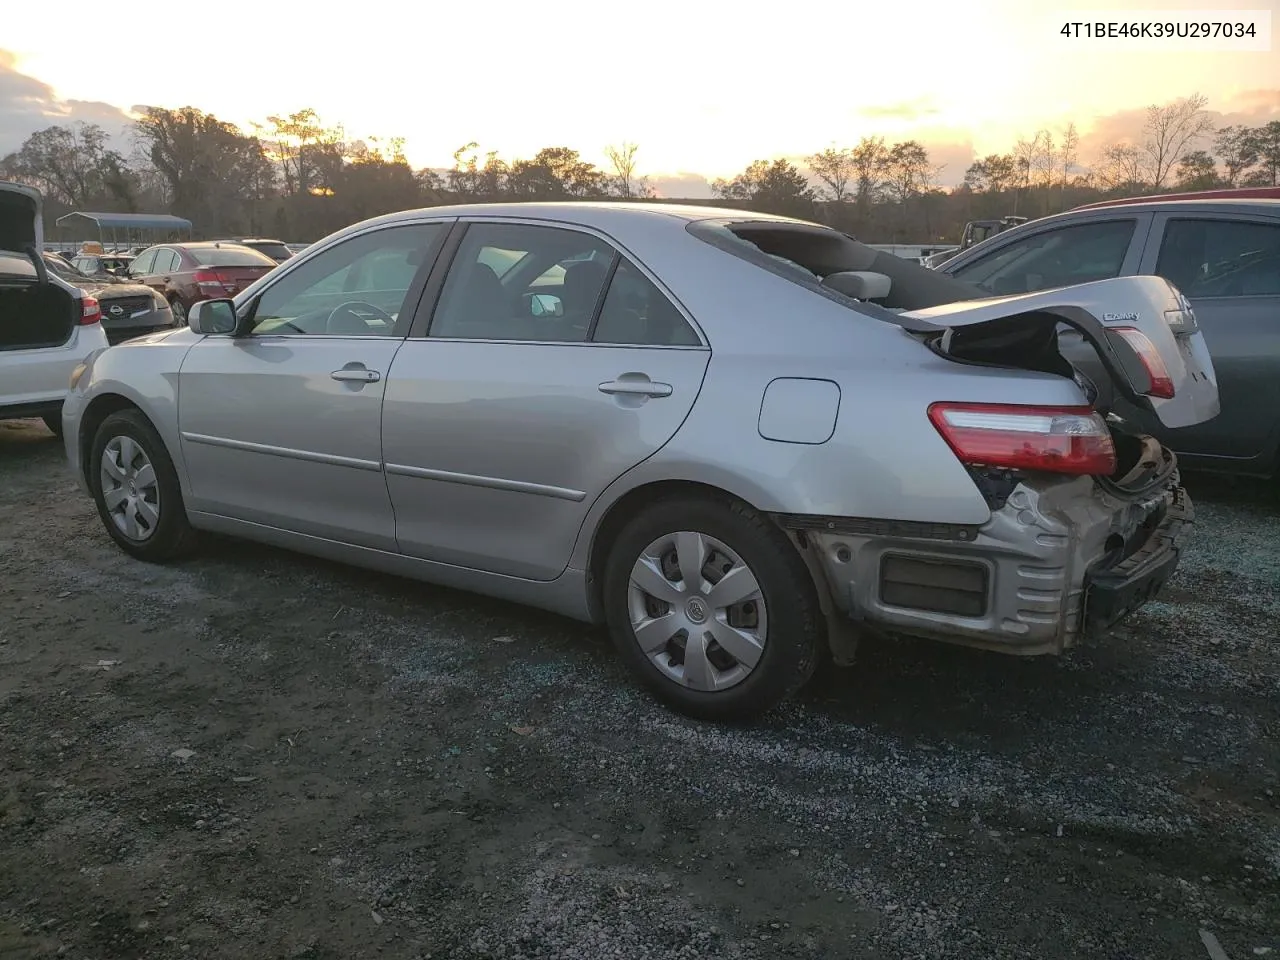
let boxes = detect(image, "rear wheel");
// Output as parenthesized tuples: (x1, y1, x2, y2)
(170, 298, 187, 326)
(602, 496, 822, 722)
(89, 409, 197, 561)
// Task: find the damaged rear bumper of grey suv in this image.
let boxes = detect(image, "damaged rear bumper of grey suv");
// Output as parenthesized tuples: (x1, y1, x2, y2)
(781, 475, 1192, 656)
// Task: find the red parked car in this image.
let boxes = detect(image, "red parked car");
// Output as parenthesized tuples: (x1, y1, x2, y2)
(125, 242, 278, 325)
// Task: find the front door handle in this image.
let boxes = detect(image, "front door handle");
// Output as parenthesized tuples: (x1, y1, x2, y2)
(598, 378, 672, 398)
(331, 368, 381, 383)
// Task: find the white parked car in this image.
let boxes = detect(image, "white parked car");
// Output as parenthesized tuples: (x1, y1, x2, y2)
(1, 181, 109, 436)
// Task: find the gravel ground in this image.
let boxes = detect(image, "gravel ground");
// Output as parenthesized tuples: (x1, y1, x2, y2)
(1, 418, 1277, 960)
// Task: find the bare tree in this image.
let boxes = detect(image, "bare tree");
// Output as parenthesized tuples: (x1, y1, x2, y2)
(1011, 135, 1040, 213)
(1032, 130, 1056, 191)
(849, 136, 889, 213)
(1214, 125, 1259, 185)
(604, 141, 651, 199)
(805, 145, 856, 203)
(1059, 123, 1080, 190)
(1141, 93, 1214, 189)
(1096, 143, 1146, 193)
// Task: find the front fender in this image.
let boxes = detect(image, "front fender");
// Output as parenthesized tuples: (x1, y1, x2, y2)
(69, 332, 198, 498)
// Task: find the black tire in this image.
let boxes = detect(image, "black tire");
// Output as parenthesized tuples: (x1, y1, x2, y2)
(602, 496, 823, 722)
(89, 409, 198, 562)
(41, 412, 63, 438)
(170, 298, 187, 326)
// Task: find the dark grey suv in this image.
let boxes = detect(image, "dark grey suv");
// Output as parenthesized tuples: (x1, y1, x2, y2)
(939, 199, 1280, 478)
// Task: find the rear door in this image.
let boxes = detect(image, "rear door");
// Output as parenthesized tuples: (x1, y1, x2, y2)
(381, 218, 710, 581)
(1135, 211, 1280, 464)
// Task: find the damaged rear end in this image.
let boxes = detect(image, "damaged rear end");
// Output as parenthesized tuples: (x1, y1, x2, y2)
(846, 276, 1217, 654)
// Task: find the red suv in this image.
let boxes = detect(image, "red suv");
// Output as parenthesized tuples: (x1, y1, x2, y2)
(126, 242, 277, 325)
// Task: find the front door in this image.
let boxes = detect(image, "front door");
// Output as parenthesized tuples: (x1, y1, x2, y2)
(177, 220, 450, 550)
(381, 220, 710, 581)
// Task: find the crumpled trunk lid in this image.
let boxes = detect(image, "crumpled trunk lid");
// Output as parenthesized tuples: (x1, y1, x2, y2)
(891, 276, 1220, 431)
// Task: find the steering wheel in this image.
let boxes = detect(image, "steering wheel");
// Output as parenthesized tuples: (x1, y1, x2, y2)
(325, 300, 395, 335)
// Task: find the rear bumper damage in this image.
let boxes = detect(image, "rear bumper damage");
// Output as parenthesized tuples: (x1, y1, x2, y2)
(783, 472, 1191, 657)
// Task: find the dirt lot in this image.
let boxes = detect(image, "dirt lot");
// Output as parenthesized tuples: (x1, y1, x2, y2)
(0, 419, 1277, 960)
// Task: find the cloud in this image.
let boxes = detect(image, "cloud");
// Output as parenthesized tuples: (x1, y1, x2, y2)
(858, 98, 941, 121)
(0, 50, 133, 156)
(647, 172, 713, 199)
(1072, 89, 1280, 166)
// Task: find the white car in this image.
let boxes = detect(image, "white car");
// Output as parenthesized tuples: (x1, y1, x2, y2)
(1, 181, 109, 435)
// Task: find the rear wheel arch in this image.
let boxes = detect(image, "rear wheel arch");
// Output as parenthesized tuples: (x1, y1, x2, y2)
(586, 479, 818, 620)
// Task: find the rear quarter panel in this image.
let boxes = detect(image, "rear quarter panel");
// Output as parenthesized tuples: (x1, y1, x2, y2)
(566, 248, 1092, 571)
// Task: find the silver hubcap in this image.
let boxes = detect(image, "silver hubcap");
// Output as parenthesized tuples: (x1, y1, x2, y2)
(99, 436, 160, 541)
(172, 301, 186, 324)
(627, 531, 768, 692)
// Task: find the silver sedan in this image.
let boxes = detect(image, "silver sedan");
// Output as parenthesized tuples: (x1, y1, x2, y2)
(63, 202, 1219, 720)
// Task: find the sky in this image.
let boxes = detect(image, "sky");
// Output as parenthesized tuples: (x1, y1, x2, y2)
(2, 0, 1277, 196)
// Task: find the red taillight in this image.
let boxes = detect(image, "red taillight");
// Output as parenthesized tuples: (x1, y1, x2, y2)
(79, 296, 101, 325)
(193, 268, 224, 285)
(1110, 327, 1175, 399)
(928, 402, 1117, 476)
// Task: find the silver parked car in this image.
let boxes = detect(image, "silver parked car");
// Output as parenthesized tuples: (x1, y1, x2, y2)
(62, 203, 1219, 720)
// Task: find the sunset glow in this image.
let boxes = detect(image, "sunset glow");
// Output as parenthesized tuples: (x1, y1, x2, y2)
(2, 0, 1276, 190)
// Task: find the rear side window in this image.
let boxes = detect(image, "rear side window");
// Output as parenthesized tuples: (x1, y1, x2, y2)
(130, 249, 157, 274)
(188, 246, 276, 267)
(593, 260, 700, 346)
(948, 219, 1136, 295)
(1155, 218, 1280, 298)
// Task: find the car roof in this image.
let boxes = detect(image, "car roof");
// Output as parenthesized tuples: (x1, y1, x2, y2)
(1063, 198, 1280, 215)
(300, 201, 815, 253)
(362, 200, 806, 229)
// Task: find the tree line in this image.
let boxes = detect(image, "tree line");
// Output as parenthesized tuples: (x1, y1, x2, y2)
(2, 94, 1275, 245)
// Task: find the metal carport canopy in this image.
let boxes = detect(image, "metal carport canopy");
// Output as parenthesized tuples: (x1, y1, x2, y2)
(54, 212, 192, 231)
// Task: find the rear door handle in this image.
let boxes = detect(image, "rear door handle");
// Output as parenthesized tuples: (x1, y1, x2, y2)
(331, 368, 381, 383)
(598, 379, 672, 398)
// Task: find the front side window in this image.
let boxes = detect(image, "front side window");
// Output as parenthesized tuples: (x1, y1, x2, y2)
(430, 223, 615, 342)
(949, 219, 1136, 295)
(1156, 218, 1280, 298)
(248, 223, 443, 337)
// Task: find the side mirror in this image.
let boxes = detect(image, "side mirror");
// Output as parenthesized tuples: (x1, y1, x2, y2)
(530, 293, 564, 318)
(188, 298, 239, 335)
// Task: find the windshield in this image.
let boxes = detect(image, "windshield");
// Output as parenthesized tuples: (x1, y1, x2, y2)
(188, 246, 276, 267)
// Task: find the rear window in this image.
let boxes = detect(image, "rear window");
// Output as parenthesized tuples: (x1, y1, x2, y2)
(245, 242, 291, 260)
(0, 254, 37, 278)
(188, 246, 276, 267)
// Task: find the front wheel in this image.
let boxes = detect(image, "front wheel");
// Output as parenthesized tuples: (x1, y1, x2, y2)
(89, 409, 197, 561)
(602, 497, 823, 722)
